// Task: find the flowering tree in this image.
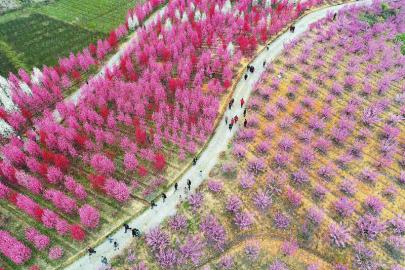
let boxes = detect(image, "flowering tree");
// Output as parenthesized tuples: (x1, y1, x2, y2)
(0, 230, 32, 264)
(78, 204, 100, 229)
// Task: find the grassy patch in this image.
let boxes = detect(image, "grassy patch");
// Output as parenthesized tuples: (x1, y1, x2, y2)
(359, 3, 396, 25)
(0, 13, 104, 72)
(0, 0, 143, 75)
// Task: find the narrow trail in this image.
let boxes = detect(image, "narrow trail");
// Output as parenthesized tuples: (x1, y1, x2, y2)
(64, 0, 375, 269)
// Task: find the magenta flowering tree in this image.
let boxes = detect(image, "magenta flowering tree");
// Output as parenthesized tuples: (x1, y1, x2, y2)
(44, 189, 78, 214)
(48, 246, 64, 260)
(0, 230, 32, 264)
(25, 227, 50, 251)
(78, 204, 100, 229)
(124, 152, 138, 171)
(90, 153, 115, 175)
(104, 178, 130, 202)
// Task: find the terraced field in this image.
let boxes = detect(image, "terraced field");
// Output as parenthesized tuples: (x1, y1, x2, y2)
(0, 0, 142, 76)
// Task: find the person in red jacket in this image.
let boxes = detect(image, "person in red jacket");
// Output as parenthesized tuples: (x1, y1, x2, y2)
(240, 98, 245, 108)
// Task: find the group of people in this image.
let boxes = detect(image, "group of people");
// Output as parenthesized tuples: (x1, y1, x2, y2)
(151, 173, 194, 208)
(226, 96, 247, 131)
(87, 224, 141, 265)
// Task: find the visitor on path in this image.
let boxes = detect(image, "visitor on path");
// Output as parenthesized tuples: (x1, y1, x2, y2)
(231, 98, 235, 107)
(174, 182, 178, 191)
(266, 45, 269, 50)
(113, 241, 119, 251)
(290, 25, 295, 33)
(132, 228, 141, 238)
(229, 123, 233, 131)
(123, 223, 131, 233)
(240, 98, 245, 108)
(228, 100, 232, 110)
(184, 186, 189, 197)
(243, 108, 247, 117)
(247, 65, 251, 71)
(244, 119, 248, 128)
(225, 115, 228, 125)
(199, 170, 203, 178)
(151, 200, 157, 209)
(162, 193, 167, 202)
(192, 157, 197, 165)
(249, 66, 255, 73)
(244, 74, 248, 80)
(234, 115, 239, 123)
(88, 247, 96, 256)
(333, 13, 337, 20)
(101, 256, 108, 265)
(187, 179, 192, 190)
(263, 60, 266, 67)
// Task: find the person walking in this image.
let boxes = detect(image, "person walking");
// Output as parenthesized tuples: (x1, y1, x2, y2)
(240, 98, 245, 108)
(187, 179, 191, 190)
(229, 123, 233, 131)
(162, 193, 167, 202)
(290, 25, 295, 33)
(244, 74, 248, 80)
(199, 170, 203, 178)
(244, 119, 248, 128)
(234, 115, 239, 123)
(333, 13, 337, 20)
(123, 223, 131, 233)
(113, 241, 119, 251)
(184, 186, 189, 197)
(228, 100, 232, 110)
(243, 108, 247, 117)
(263, 60, 266, 67)
(225, 115, 228, 125)
(101, 256, 108, 265)
(174, 182, 178, 191)
(249, 66, 255, 73)
(192, 157, 197, 165)
(151, 200, 157, 209)
(88, 247, 96, 256)
(230, 98, 235, 108)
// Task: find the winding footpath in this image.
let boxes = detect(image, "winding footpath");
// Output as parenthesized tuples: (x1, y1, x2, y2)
(64, 0, 375, 269)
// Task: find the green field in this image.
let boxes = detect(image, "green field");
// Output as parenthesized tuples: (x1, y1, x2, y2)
(0, 0, 142, 77)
